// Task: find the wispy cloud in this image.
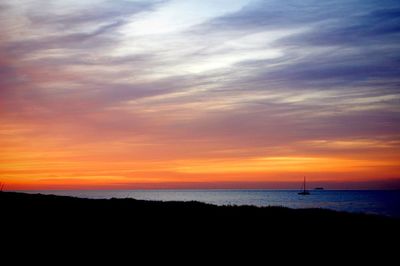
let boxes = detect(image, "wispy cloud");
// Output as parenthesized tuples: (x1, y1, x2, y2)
(1, 0, 399, 188)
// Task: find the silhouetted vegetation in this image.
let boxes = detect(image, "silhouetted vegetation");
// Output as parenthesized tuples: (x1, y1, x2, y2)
(1, 191, 398, 252)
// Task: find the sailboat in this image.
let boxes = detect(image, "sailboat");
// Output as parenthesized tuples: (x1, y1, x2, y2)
(298, 177, 310, 195)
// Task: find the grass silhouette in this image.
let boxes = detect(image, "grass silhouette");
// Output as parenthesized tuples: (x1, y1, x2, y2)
(1, 191, 398, 253)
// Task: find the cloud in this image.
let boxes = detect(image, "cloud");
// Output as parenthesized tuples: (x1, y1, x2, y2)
(1, 0, 400, 187)
(27, 0, 159, 27)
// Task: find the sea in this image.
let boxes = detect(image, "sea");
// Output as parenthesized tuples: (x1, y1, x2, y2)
(22, 189, 400, 218)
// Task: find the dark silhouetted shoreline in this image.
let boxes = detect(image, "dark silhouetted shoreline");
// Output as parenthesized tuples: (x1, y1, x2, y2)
(2, 191, 398, 228)
(1, 191, 399, 254)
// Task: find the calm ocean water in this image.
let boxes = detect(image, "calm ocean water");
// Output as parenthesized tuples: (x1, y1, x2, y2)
(22, 190, 400, 217)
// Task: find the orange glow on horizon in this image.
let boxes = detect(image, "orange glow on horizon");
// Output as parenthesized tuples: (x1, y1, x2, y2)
(1, 129, 399, 190)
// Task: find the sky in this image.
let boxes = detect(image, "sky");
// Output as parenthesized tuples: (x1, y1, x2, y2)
(0, 0, 400, 190)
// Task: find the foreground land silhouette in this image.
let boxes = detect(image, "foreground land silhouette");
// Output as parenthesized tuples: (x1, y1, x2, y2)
(1, 191, 399, 255)
(0, 192, 400, 260)
(0, 192, 400, 237)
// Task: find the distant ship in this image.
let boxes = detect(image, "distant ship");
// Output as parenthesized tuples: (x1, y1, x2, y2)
(298, 177, 310, 195)
(314, 187, 324, 190)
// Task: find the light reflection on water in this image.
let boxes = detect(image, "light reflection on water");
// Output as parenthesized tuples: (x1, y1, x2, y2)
(22, 190, 400, 217)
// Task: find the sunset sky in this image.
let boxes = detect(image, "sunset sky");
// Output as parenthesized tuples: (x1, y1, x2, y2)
(1, 0, 400, 190)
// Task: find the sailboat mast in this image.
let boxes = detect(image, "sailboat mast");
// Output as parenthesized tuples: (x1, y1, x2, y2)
(304, 176, 306, 192)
